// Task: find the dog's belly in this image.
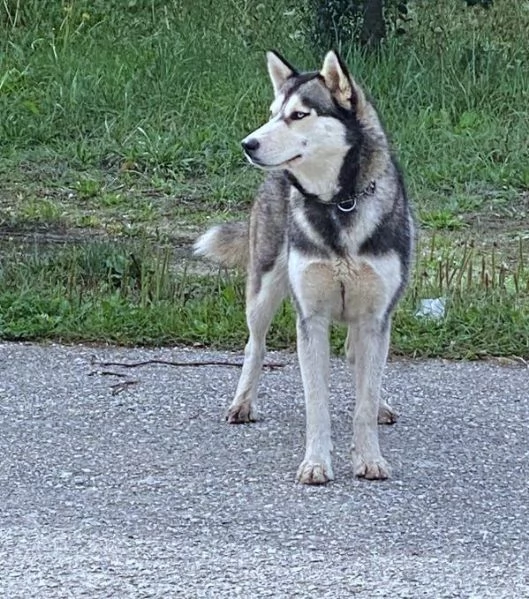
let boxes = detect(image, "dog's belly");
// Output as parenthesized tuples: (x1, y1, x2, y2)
(289, 253, 401, 322)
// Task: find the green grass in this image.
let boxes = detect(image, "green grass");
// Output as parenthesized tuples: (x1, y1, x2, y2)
(1, 1, 528, 209)
(1, 0, 301, 206)
(0, 241, 296, 347)
(1, 240, 528, 359)
(1, 0, 528, 358)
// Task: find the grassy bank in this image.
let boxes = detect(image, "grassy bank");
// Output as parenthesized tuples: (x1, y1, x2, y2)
(1, 240, 527, 359)
(1, 0, 528, 357)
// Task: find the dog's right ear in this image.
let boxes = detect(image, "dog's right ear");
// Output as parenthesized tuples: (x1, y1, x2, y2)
(321, 50, 366, 113)
(266, 51, 297, 96)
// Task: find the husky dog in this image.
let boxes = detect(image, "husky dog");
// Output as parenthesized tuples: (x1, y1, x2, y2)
(194, 50, 414, 485)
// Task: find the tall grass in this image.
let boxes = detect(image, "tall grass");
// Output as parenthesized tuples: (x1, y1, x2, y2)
(1, 0, 528, 205)
(0, 240, 527, 358)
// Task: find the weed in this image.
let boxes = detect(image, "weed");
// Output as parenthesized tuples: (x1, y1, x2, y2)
(421, 209, 467, 231)
(19, 199, 63, 224)
(74, 178, 101, 200)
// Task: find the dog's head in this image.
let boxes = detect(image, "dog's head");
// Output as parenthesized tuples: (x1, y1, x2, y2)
(242, 51, 369, 186)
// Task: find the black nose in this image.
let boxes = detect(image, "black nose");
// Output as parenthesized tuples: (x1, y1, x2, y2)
(242, 138, 260, 154)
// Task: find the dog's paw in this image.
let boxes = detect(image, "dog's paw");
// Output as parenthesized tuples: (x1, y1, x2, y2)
(378, 403, 398, 425)
(296, 460, 334, 485)
(352, 452, 390, 480)
(226, 403, 256, 424)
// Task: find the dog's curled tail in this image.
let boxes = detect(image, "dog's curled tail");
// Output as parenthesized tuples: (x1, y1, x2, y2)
(193, 221, 249, 269)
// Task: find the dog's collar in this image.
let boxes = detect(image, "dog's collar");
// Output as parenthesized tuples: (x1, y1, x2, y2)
(286, 172, 376, 213)
(332, 180, 376, 213)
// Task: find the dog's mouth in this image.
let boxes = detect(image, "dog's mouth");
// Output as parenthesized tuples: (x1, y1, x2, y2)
(245, 153, 302, 170)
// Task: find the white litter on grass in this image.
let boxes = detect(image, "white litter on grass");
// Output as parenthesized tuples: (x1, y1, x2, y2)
(415, 297, 446, 320)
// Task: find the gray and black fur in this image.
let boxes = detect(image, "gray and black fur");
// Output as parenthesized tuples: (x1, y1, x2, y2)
(194, 50, 414, 485)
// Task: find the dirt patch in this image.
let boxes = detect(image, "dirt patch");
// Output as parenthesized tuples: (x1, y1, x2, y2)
(462, 191, 529, 235)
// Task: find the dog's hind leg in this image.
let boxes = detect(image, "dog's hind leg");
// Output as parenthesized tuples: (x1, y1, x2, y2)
(345, 323, 398, 425)
(226, 262, 288, 424)
(351, 319, 392, 479)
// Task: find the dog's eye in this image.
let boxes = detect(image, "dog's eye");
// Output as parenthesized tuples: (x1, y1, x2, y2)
(290, 111, 309, 121)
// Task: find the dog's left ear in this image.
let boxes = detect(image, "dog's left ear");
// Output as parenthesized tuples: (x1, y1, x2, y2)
(320, 51, 366, 112)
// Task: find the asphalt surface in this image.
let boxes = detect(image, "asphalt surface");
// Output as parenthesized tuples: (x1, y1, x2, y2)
(0, 341, 528, 598)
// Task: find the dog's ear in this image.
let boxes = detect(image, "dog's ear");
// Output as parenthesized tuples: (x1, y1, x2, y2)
(320, 51, 366, 112)
(266, 51, 296, 96)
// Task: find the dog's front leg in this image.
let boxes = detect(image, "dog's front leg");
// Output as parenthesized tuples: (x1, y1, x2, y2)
(226, 263, 287, 423)
(351, 319, 391, 479)
(295, 312, 334, 485)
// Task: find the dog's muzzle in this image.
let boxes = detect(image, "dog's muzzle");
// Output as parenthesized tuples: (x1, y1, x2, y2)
(241, 138, 303, 169)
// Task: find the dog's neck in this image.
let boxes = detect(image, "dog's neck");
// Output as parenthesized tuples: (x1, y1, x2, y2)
(285, 140, 379, 211)
(284, 153, 345, 203)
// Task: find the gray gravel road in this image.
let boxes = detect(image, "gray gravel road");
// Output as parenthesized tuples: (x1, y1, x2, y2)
(1, 342, 528, 598)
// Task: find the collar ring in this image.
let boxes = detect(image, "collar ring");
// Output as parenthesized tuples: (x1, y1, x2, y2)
(336, 197, 357, 213)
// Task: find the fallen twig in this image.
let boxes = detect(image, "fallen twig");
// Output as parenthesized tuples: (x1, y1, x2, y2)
(92, 358, 286, 370)
(88, 370, 129, 377)
(109, 380, 139, 396)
